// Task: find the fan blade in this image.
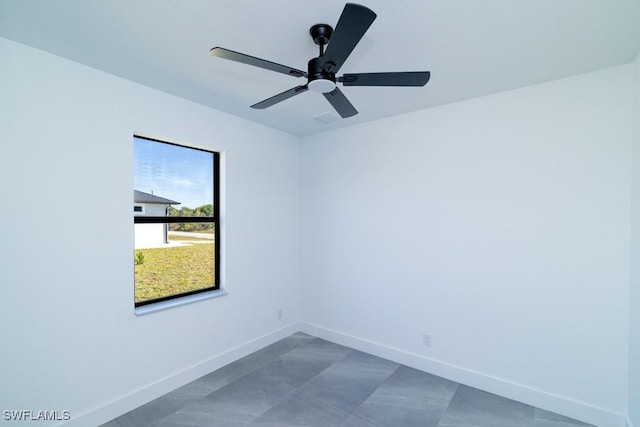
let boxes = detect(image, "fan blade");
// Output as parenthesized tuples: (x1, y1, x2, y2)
(323, 87, 358, 118)
(340, 71, 431, 87)
(211, 47, 307, 78)
(322, 3, 376, 73)
(251, 85, 309, 109)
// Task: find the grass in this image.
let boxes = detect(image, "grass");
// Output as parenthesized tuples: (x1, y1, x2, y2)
(134, 241, 214, 303)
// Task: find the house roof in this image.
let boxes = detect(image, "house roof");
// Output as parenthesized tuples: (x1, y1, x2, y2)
(134, 190, 180, 205)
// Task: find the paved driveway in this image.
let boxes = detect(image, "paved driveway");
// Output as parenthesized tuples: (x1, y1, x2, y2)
(168, 231, 214, 240)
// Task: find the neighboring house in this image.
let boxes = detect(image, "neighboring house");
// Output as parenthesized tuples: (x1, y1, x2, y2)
(134, 189, 180, 248)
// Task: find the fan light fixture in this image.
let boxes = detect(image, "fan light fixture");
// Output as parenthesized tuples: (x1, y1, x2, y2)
(308, 78, 336, 93)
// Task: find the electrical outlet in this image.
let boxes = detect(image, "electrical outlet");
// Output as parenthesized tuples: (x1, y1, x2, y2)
(422, 334, 431, 347)
(277, 309, 283, 320)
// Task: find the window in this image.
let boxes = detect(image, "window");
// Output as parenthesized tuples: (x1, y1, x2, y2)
(133, 135, 220, 307)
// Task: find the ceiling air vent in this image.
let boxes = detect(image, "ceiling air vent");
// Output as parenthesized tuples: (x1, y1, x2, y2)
(312, 111, 341, 124)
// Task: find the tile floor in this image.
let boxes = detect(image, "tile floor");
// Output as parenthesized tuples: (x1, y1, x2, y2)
(102, 332, 593, 427)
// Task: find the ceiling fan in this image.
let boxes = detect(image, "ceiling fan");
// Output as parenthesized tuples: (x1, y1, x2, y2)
(210, 3, 431, 119)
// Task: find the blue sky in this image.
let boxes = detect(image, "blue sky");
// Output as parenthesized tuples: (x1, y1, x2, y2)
(134, 137, 214, 209)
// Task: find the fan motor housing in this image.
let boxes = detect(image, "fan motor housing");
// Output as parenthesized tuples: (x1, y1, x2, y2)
(307, 57, 336, 93)
(309, 24, 333, 46)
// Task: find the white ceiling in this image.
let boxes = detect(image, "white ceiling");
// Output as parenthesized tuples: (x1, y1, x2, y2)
(2, 0, 640, 136)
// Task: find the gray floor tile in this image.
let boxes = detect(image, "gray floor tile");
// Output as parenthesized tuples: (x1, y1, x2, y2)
(250, 390, 348, 426)
(199, 368, 297, 420)
(259, 332, 317, 356)
(222, 343, 291, 376)
(297, 338, 355, 361)
(340, 415, 377, 427)
(299, 370, 373, 413)
(250, 346, 340, 387)
(180, 338, 300, 399)
(173, 337, 306, 400)
(351, 366, 456, 427)
(438, 385, 534, 427)
(102, 334, 597, 427)
(356, 397, 449, 427)
(154, 407, 249, 427)
(299, 354, 397, 414)
(532, 408, 594, 427)
(169, 372, 233, 399)
(531, 421, 594, 427)
(384, 365, 458, 400)
(213, 333, 314, 383)
(101, 392, 191, 427)
(338, 350, 400, 380)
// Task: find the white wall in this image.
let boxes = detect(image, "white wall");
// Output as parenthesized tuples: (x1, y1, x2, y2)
(0, 38, 301, 425)
(300, 65, 633, 427)
(134, 223, 167, 248)
(630, 51, 640, 427)
(138, 203, 170, 217)
(1, 35, 637, 427)
(133, 203, 169, 248)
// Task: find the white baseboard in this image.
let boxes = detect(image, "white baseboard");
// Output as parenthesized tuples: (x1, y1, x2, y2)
(62, 321, 628, 427)
(299, 322, 627, 427)
(64, 322, 302, 427)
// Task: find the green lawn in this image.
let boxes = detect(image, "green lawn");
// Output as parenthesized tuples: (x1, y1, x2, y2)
(134, 242, 214, 303)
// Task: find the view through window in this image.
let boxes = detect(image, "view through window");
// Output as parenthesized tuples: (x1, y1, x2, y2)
(133, 135, 220, 307)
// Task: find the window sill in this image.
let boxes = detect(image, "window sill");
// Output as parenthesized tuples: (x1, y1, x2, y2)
(134, 289, 227, 316)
